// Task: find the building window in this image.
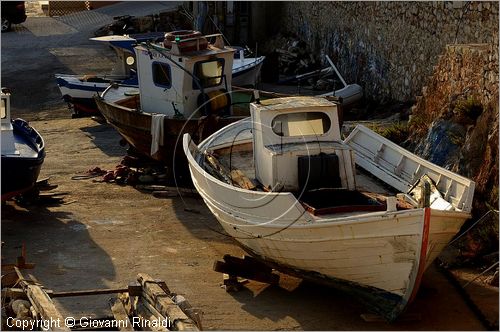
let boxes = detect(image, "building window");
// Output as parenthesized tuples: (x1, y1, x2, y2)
(152, 62, 171, 88)
(193, 59, 225, 89)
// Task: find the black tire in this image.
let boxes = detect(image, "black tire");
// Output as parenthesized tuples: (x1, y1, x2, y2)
(1, 17, 12, 32)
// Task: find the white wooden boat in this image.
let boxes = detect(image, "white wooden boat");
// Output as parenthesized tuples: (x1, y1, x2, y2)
(183, 96, 475, 320)
(56, 32, 264, 116)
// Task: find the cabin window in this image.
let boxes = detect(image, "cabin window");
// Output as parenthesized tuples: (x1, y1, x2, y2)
(193, 59, 224, 89)
(152, 62, 172, 88)
(271, 112, 331, 137)
(1, 99, 6, 119)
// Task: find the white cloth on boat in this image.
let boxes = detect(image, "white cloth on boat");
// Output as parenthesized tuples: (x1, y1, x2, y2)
(151, 113, 166, 157)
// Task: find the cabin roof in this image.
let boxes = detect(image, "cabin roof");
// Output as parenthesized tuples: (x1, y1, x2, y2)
(255, 96, 335, 112)
(135, 43, 234, 58)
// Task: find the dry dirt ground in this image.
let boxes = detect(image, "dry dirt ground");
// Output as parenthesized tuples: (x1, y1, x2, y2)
(0, 3, 495, 331)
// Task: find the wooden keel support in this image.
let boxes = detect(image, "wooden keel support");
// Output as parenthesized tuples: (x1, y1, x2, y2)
(135, 301, 169, 332)
(137, 274, 199, 331)
(213, 255, 280, 285)
(25, 285, 70, 331)
(109, 297, 134, 331)
(12, 268, 70, 331)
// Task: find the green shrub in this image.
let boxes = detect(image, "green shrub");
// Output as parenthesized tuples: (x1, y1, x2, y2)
(453, 97, 483, 121)
(379, 122, 410, 144)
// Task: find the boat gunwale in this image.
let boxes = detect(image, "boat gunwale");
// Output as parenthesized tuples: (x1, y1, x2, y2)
(198, 190, 469, 229)
(186, 127, 471, 227)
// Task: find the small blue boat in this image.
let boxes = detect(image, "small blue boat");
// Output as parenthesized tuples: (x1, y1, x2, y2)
(1, 88, 45, 200)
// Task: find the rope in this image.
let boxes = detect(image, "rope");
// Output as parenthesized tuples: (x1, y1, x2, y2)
(448, 209, 499, 246)
(462, 261, 499, 288)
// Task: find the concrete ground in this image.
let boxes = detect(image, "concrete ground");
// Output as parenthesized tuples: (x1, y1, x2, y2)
(0, 2, 493, 330)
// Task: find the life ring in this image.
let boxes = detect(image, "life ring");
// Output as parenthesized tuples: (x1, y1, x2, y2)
(163, 30, 204, 49)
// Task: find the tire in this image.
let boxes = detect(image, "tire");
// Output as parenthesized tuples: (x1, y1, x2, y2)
(1, 17, 12, 32)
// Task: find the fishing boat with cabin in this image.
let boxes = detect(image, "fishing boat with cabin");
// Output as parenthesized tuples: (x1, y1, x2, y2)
(56, 31, 264, 116)
(183, 96, 475, 320)
(95, 31, 252, 181)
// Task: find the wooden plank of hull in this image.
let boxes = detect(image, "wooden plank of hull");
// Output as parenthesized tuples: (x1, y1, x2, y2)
(235, 242, 410, 322)
(206, 200, 467, 320)
(96, 96, 243, 165)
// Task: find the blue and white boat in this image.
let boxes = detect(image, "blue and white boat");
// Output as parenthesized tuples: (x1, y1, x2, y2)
(1, 88, 45, 200)
(55, 32, 164, 116)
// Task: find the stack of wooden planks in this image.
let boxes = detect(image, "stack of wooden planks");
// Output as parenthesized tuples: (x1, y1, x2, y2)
(1, 269, 202, 331)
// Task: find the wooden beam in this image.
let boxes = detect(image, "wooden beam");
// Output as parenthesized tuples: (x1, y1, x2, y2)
(213, 255, 280, 285)
(135, 301, 169, 332)
(26, 285, 70, 331)
(50, 287, 129, 298)
(109, 297, 134, 331)
(137, 273, 199, 331)
(13, 267, 70, 331)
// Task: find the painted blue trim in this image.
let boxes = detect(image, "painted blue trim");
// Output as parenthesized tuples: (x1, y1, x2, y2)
(56, 78, 107, 92)
(122, 76, 139, 85)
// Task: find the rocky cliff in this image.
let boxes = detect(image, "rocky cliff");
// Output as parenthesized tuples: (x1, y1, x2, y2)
(407, 43, 499, 259)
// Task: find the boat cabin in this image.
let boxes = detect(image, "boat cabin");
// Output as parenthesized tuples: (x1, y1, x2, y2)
(251, 97, 356, 193)
(134, 32, 235, 118)
(1, 88, 17, 156)
(89, 33, 165, 85)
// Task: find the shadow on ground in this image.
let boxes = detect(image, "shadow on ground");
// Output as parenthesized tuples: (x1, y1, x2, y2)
(1, 201, 116, 317)
(79, 122, 127, 157)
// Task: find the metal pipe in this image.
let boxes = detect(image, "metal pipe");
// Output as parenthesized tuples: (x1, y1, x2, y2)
(326, 55, 347, 88)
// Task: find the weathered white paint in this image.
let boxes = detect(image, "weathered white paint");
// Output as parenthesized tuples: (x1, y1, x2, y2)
(250, 97, 355, 191)
(135, 35, 235, 117)
(232, 56, 265, 87)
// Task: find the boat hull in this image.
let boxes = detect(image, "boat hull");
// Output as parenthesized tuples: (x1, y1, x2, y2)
(1, 119, 45, 200)
(56, 75, 132, 115)
(1, 154, 44, 200)
(56, 56, 264, 115)
(95, 95, 244, 181)
(194, 174, 468, 320)
(232, 56, 265, 87)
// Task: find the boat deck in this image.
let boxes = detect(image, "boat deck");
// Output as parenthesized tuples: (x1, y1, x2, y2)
(103, 86, 140, 105)
(207, 138, 416, 219)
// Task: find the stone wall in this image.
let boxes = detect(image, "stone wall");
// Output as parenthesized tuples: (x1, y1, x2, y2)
(279, 1, 499, 102)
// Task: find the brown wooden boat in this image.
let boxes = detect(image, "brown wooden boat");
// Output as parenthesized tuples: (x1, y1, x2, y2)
(95, 91, 245, 176)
